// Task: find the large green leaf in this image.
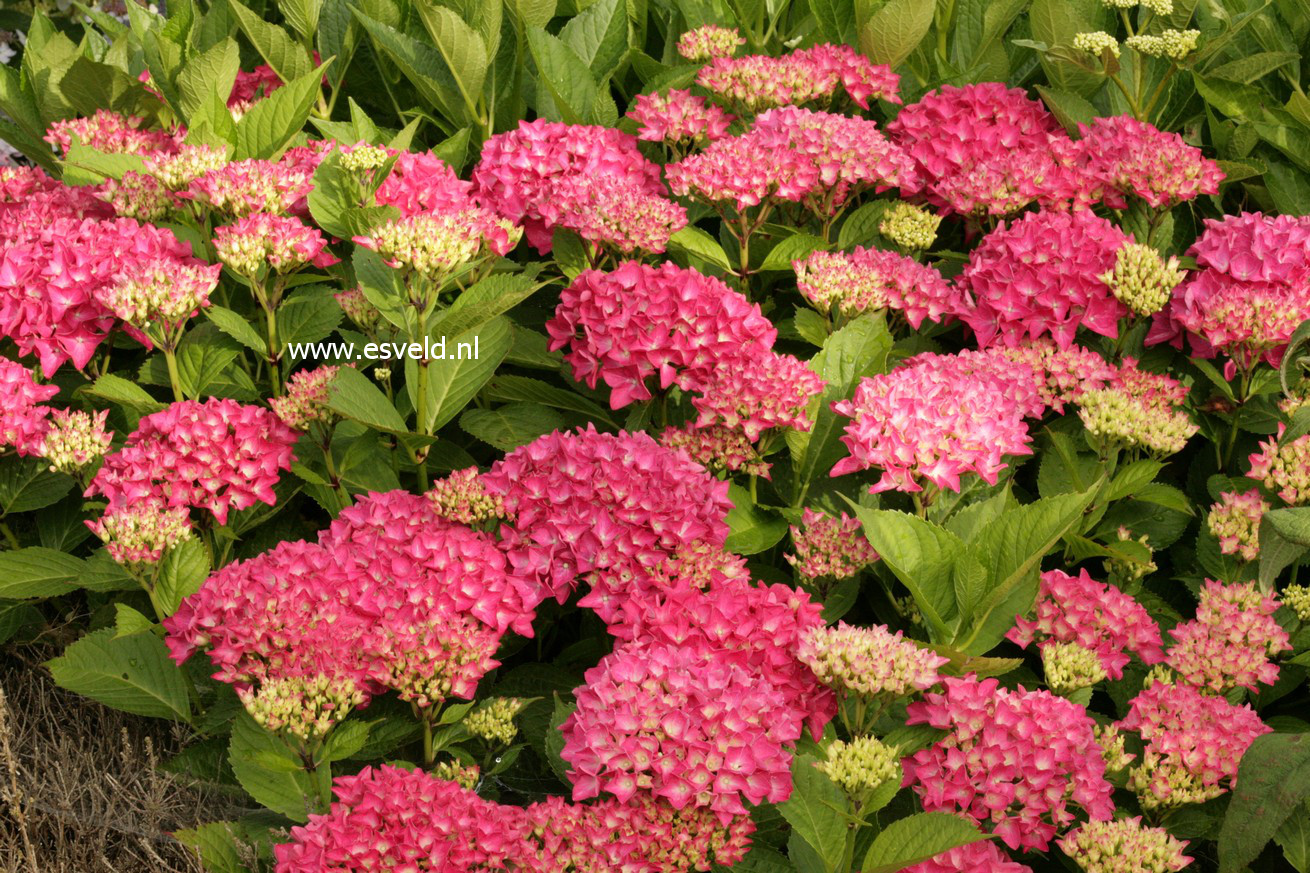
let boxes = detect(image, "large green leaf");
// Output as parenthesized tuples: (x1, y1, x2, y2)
(427, 272, 543, 340)
(233, 62, 330, 159)
(861, 812, 986, 873)
(412, 316, 512, 432)
(559, 0, 628, 79)
(1219, 732, 1310, 873)
(228, 710, 318, 821)
(47, 628, 191, 721)
(1028, 0, 1110, 96)
(329, 364, 410, 435)
(777, 755, 849, 873)
(460, 403, 564, 450)
(725, 483, 789, 555)
(1260, 507, 1310, 588)
(859, 0, 935, 68)
(351, 8, 465, 125)
(526, 27, 599, 124)
(0, 548, 86, 599)
(0, 457, 74, 514)
(416, 4, 489, 127)
(852, 508, 962, 641)
(155, 537, 211, 617)
(177, 38, 240, 121)
(228, 0, 313, 82)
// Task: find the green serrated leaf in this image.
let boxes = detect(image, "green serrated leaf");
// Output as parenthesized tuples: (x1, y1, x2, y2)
(47, 628, 191, 721)
(460, 403, 564, 450)
(777, 755, 848, 873)
(862, 812, 985, 873)
(228, 709, 317, 821)
(0, 548, 86, 599)
(1219, 732, 1310, 873)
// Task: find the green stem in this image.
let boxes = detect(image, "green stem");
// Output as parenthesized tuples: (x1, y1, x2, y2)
(163, 348, 185, 402)
(1107, 73, 1143, 118)
(1140, 65, 1179, 122)
(415, 308, 431, 490)
(0, 521, 18, 550)
(265, 305, 283, 397)
(422, 713, 435, 768)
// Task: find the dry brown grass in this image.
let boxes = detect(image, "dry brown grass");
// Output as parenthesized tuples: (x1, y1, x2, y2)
(0, 653, 246, 873)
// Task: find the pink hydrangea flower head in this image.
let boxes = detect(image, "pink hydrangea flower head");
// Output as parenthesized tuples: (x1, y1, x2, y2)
(831, 351, 1035, 493)
(212, 212, 338, 275)
(957, 210, 1132, 348)
(0, 167, 113, 238)
(665, 132, 820, 210)
(1164, 579, 1291, 692)
(38, 408, 112, 473)
(185, 158, 315, 217)
(99, 171, 173, 221)
(473, 119, 665, 253)
(372, 149, 475, 217)
(681, 349, 825, 440)
(1007, 568, 1166, 679)
(351, 210, 520, 277)
(270, 365, 340, 431)
(676, 25, 745, 62)
(95, 256, 221, 348)
(608, 574, 837, 740)
(581, 539, 751, 628)
(786, 509, 878, 579)
(794, 245, 959, 327)
(87, 398, 298, 526)
(904, 676, 1115, 851)
(659, 423, 771, 478)
(800, 622, 947, 698)
(274, 765, 531, 872)
(228, 63, 285, 108)
(537, 175, 688, 255)
(426, 466, 507, 526)
(1207, 489, 1267, 561)
(1248, 424, 1310, 505)
(1119, 679, 1271, 809)
(45, 110, 183, 156)
(0, 358, 57, 456)
(87, 499, 193, 567)
(482, 426, 732, 605)
(1058, 816, 1192, 873)
(561, 641, 799, 820)
(629, 89, 735, 146)
(999, 341, 1117, 412)
(1077, 360, 1197, 456)
(697, 44, 898, 112)
(1149, 213, 1310, 373)
(1077, 116, 1224, 209)
(903, 840, 1033, 873)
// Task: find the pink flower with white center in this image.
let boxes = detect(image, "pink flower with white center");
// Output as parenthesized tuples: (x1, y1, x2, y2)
(270, 365, 339, 431)
(1077, 116, 1223, 209)
(1077, 359, 1197, 456)
(903, 676, 1115, 852)
(629, 89, 735, 146)
(831, 351, 1035, 494)
(1007, 568, 1166, 680)
(44, 110, 184, 156)
(1165, 580, 1291, 692)
(1059, 816, 1192, 873)
(1118, 679, 1270, 809)
(957, 209, 1132, 349)
(538, 175, 687, 255)
(473, 119, 666, 253)
(426, 466, 506, 526)
(185, 158, 314, 217)
(1149, 213, 1310, 374)
(561, 641, 798, 820)
(903, 840, 1033, 873)
(374, 149, 474, 217)
(999, 341, 1118, 412)
(608, 574, 837, 740)
(482, 426, 732, 605)
(0, 216, 199, 376)
(664, 131, 820, 209)
(1249, 424, 1310, 505)
(887, 83, 1092, 216)
(786, 509, 879, 579)
(0, 358, 56, 456)
(794, 246, 958, 327)
(95, 257, 221, 350)
(659, 423, 771, 478)
(697, 44, 899, 112)
(1207, 489, 1267, 561)
(680, 349, 825, 440)
(799, 622, 948, 699)
(38, 408, 112, 473)
(522, 792, 754, 872)
(676, 25, 745, 62)
(87, 499, 193, 568)
(275, 765, 531, 872)
(212, 212, 338, 275)
(87, 398, 298, 526)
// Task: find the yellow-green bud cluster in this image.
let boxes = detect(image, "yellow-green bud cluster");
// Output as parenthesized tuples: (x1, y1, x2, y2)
(334, 287, 382, 330)
(101, 171, 172, 220)
(879, 203, 941, 250)
(1074, 32, 1122, 59)
(433, 760, 480, 789)
(341, 145, 390, 173)
(40, 409, 112, 473)
(817, 736, 901, 797)
(1126, 29, 1200, 60)
(1283, 583, 1310, 622)
(240, 674, 364, 741)
(426, 467, 507, 526)
(464, 697, 524, 745)
(1042, 642, 1109, 695)
(1095, 724, 1136, 772)
(1101, 243, 1186, 316)
(368, 214, 485, 279)
(1129, 750, 1225, 810)
(1078, 389, 1198, 456)
(1060, 817, 1192, 873)
(144, 144, 229, 190)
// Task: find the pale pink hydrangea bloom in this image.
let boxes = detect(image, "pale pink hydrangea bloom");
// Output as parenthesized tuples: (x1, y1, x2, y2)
(98, 171, 173, 220)
(903, 676, 1115, 851)
(87, 398, 298, 526)
(794, 246, 958, 326)
(1077, 116, 1224, 209)
(185, 158, 315, 217)
(352, 211, 520, 278)
(902, 841, 1033, 873)
(697, 44, 899, 111)
(87, 500, 193, 567)
(1000, 341, 1118, 412)
(95, 257, 222, 349)
(787, 509, 878, 579)
(676, 25, 745, 62)
(1059, 817, 1192, 873)
(1207, 489, 1267, 561)
(956, 209, 1132, 348)
(45, 110, 184, 156)
(270, 366, 339, 431)
(1118, 679, 1270, 809)
(1008, 568, 1166, 679)
(538, 175, 687, 255)
(425, 466, 506, 526)
(142, 144, 230, 191)
(38, 408, 112, 473)
(679, 350, 825, 439)
(1076, 360, 1197, 456)
(659, 423, 771, 478)
(1165, 580, 1291, 692)
(473, 119, 666, 253)
(800, 622, 948, 697)
(561, 640, 798, 819)
(1149, 212, 1310, 375)
(1249, 425, 1310, 505)
(212, 212, 338, 275)
(629, 89, 735, 146)
(0, 358, 56, 456)
(831, 351, 1035, 493)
